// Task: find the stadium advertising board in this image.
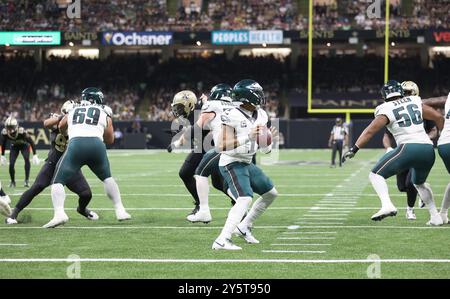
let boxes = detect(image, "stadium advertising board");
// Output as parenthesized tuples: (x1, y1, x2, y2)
(212, 30, 283, 45)
(0, 31, 61, 45)
(212, 30, 249, 45)
(430, 30, 450, 43)
(102, 32, 173, 46)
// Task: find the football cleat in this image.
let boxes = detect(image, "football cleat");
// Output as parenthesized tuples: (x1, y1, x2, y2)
(187, 209, 212, 223)
(24, 180, 29, 188)
(212, 238, 242, 251)
(5, 217, 18, 225)
(42, 213, 69, 228)
(0, 197, 12, 217)
(77, 207, 99, 221)
(406, 207, 416, 220)
(1, 195, 11, 205)
(9, 181, 15, 188)
(371, 206, 398, 221)
(440, 212, 449, 224)
(426, 214, 444, 226)
(187, 205, 200, 216)
(234, 225, 260, 244)
(115, 209, 131, 221)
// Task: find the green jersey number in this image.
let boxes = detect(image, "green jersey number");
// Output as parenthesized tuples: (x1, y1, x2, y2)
(393, 104, 423, 127)
(72, 107, 101, 126)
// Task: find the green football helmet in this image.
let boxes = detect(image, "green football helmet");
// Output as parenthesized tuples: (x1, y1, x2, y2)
(232, 79, 265, 107)
(209, 83, 232, 101)
(81, 87, 104, 104)
(380, 80, 404, 101)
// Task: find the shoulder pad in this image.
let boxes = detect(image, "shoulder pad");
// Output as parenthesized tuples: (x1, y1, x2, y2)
(103, 106, 113, 117)
(18, 127, 25, 134)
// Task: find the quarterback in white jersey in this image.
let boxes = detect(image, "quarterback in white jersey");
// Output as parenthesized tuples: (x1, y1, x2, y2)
(212, 79, 278, 251)
(188, 84, 237, 223)
(43, 87, 131, 228)
(343, 80, 444, 225)
(436, 92, 450, 224)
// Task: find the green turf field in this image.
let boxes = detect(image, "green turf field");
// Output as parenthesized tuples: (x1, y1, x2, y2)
(0, 149, 449, 278)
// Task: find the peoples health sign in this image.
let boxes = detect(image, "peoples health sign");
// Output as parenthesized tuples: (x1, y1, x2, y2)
(102, 32, 173, 46)
(212, 30, 283, 45)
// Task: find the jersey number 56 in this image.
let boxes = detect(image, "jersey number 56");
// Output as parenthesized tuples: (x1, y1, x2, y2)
(393, 104, 423, 127)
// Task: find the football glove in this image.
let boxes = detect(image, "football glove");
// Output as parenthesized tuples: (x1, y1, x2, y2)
(32, 155, 40, 165)
(0, 155, 6, 165)
(167, 143, 173, 153)
(342, 145, 360, 163)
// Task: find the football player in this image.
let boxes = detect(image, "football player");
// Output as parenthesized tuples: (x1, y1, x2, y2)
(167, 90, 211, 218)
(1, 116, 40, 187)
(6, 100, 98, 224)
(43, 88, 131, 228)
(427, 91, 450, 224)
(343, 80, 444, 225)
(382, 81, 437, 220)
(188, 84, 236, 223)
(212, 79, 278, 250)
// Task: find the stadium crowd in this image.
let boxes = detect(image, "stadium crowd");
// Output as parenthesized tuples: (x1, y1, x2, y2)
(0, 0, 448, 32)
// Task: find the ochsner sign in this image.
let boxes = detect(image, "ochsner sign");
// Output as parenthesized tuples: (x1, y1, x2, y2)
(102, 32, 173, 46)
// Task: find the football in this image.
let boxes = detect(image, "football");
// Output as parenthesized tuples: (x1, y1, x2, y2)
(256, 126, 272, 146)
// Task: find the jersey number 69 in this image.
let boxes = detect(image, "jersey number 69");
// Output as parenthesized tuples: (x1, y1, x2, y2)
(72, 107, 101, 126)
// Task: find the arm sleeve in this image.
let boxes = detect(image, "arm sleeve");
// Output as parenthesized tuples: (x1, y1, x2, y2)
(24, 133, 36, 155)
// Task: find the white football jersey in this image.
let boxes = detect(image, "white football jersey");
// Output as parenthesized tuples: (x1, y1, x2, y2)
(67, 101, 110, 141)
(219, 106, 269, 166)
(438, 93, 450, 145)
(201, 98, 236, 146)
(374, 95, 431, 145)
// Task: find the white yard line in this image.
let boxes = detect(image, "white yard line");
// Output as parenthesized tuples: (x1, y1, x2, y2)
(270, 244, 332, 246)
(262, 250, 326, 253)
(0, 244, 28, 246)
(2, 258, 449, 263)
(0, 225, 447, 230)
(277, 237, 336, 240)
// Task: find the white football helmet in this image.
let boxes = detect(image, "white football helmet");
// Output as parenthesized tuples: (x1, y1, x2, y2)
(401, 81, 419, 97)
(61, 100, 75, 115)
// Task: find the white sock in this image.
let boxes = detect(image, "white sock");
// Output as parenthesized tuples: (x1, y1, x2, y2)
(104, 177, 125, 211)
(414, 183, 439, 217)
(369, 172, 394, 209)
(240, 188, 278, 228)
(195, 175, 209, 212)
(440, 182, 450, 215)
(51, 183, 66, 217)
(218, 196, 252, 241)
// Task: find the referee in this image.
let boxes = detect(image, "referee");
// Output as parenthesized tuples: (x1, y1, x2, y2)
(328, 118, 348, 167)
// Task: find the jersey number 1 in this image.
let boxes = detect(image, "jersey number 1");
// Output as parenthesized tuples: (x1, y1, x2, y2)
(393, 104, 423, 127)
(73, 107, 100, 126)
